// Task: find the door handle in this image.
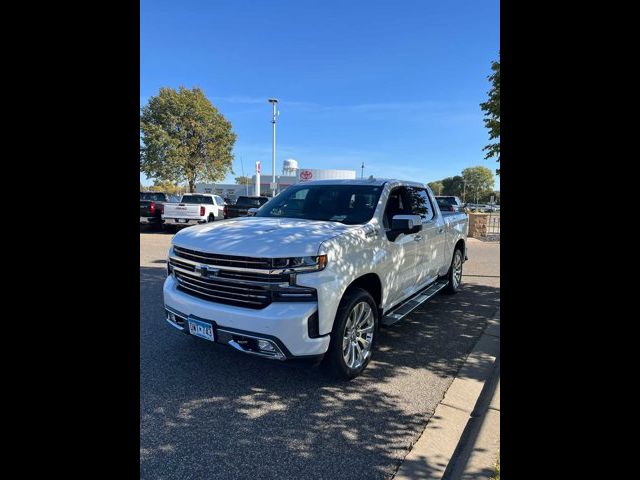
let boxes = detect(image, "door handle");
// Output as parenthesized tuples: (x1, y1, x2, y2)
(414, 235, 423, 241)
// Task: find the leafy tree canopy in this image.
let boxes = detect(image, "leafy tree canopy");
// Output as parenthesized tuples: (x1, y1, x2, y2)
(427, 181, 444, 195)
(441, 176, 464, 197)
(235, 176, 252, 185)
(480, 57, 500, 175)
(140, 86, 237, 192)
(462, 166, 495, 203)
(144, 179, 187, 196)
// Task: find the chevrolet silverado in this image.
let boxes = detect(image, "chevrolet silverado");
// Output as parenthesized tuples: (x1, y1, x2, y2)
(162, 193, 226, 231)
(163, 179, 468, 379)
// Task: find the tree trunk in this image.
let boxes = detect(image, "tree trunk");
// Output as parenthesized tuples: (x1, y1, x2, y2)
(189, 180, 195, 193)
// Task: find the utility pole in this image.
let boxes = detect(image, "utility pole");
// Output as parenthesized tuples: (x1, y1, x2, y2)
(268, 98, 278, 197)
(240, 155, 248, 196)
(361, 161, 365, 179)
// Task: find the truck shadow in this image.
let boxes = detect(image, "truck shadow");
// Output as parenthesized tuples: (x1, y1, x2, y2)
(140, 265, 499, 480)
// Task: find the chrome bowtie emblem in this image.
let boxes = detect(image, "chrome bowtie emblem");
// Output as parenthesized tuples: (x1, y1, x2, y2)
(198, 265, 219, 278)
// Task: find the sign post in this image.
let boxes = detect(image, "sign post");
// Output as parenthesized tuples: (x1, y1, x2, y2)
(255, 161, 261, 197)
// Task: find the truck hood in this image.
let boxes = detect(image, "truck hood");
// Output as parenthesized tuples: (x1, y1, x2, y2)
(172, 217, 357, 257)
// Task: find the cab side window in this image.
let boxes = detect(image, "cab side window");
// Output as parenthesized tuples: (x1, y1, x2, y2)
(407, 187, 434, 222)
(383, 187, 412, 229)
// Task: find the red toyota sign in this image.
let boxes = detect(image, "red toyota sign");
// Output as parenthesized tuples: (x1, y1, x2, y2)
(300, 170, 313, 181)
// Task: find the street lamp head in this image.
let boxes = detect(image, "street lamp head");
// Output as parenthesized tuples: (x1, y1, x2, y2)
(268, 98, 278, 104)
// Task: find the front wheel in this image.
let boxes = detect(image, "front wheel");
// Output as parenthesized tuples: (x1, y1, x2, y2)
(444, 248, 463, 294)
(324, 288, 378, 380)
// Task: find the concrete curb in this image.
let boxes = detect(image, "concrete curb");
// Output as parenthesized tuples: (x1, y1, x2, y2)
(393, 308, 500, 480)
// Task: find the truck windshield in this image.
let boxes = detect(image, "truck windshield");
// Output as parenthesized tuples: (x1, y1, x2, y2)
(140, 192, 166, 202)
(181, 195, 213, 204)
(236, 197, 267, 207)
(436, 197, 458, 207)
(256, 184, 383, 225)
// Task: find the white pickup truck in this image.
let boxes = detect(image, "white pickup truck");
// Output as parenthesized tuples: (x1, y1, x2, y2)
(162, 193, 226, 230)
(163, 179, 468, 379)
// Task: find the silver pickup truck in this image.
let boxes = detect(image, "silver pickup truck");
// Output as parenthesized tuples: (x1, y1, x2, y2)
(163, 179, 468, 379)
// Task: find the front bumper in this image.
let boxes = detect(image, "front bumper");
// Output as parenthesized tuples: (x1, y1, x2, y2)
(163, 275, 330, 358)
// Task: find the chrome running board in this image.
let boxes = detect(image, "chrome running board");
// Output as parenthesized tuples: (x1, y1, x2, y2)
(381, 280, 449, 326)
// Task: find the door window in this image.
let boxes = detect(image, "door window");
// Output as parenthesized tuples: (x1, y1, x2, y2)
(407, 188, 434, 221)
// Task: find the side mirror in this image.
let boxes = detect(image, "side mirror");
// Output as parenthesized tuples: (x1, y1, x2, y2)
(391, 214, 422, 234)
(247, 208, 259, 216)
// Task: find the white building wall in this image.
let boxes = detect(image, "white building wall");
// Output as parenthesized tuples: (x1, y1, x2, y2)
(297, 169, 357, 182)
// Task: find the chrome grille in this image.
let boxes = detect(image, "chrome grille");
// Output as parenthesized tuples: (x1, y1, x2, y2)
(173, 270, 271, 309)
(169, 247, 317, 308)
(173, 246, 273, 269)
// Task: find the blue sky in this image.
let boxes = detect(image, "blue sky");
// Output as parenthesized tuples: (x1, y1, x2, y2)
(140, 0, 500, 189)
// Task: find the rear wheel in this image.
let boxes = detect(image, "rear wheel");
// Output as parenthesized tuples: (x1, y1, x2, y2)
(444, 248, 463, 294)
(324, 288, 378, 380)
(208, 213, 215, 223)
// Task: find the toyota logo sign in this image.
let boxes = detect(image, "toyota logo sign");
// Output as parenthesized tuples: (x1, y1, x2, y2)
(300, 170, 313, 181)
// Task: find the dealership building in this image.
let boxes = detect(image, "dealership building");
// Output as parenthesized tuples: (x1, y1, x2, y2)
(196, 159, 356, 200)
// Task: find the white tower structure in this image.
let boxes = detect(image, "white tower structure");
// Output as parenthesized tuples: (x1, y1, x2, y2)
(282, 158, 299, 176)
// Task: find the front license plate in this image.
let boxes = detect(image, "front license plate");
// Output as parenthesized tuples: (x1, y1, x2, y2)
(188, 319, 215, 342)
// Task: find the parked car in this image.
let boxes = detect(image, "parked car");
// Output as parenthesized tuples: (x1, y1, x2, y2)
(224, 196, 270, 219)
(435, 195, 465, 213)
(465, 203, 485, 212)
(162, 193, 226, 231)
(140, 191, 170, 229)
(163, 178, 468, 379)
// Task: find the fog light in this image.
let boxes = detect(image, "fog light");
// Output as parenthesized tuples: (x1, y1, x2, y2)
(257, 340, 276, 352)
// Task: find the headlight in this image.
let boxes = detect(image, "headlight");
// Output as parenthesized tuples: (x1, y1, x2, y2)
(272, 255, 328, 272)
(167, 245, 174, 277)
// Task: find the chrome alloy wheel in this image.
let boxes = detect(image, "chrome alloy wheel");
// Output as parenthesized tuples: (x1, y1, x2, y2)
(452, 250, 463, 289)
(342, 301, 375, 369)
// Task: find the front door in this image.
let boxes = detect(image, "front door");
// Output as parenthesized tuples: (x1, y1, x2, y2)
(382, 187, 421, 305)
(407, 187, 447, 287)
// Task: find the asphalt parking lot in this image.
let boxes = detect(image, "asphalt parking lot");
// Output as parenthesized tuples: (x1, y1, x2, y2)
(140, 227, 500, 480)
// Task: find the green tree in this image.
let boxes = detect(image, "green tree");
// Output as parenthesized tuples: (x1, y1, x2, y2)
(235, 176, 251, 185)
(441, 176, 464, 197)
(140, 86, 237, 192)
(148, 179, 185, 196)
(462, 166, 495, 204)
(427, 181, 444, 195)
(480, 57, 500, 175)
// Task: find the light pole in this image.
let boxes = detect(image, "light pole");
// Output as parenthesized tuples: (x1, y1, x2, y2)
(361, 162, 365, 179)
(268, 98, 278, 196)
(240, 155, 248, 196)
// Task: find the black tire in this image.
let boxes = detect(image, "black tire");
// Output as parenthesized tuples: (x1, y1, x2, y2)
(324, 287, 378, 380)
(208, 213, 215, 223)
(444, 248, 464, 294)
